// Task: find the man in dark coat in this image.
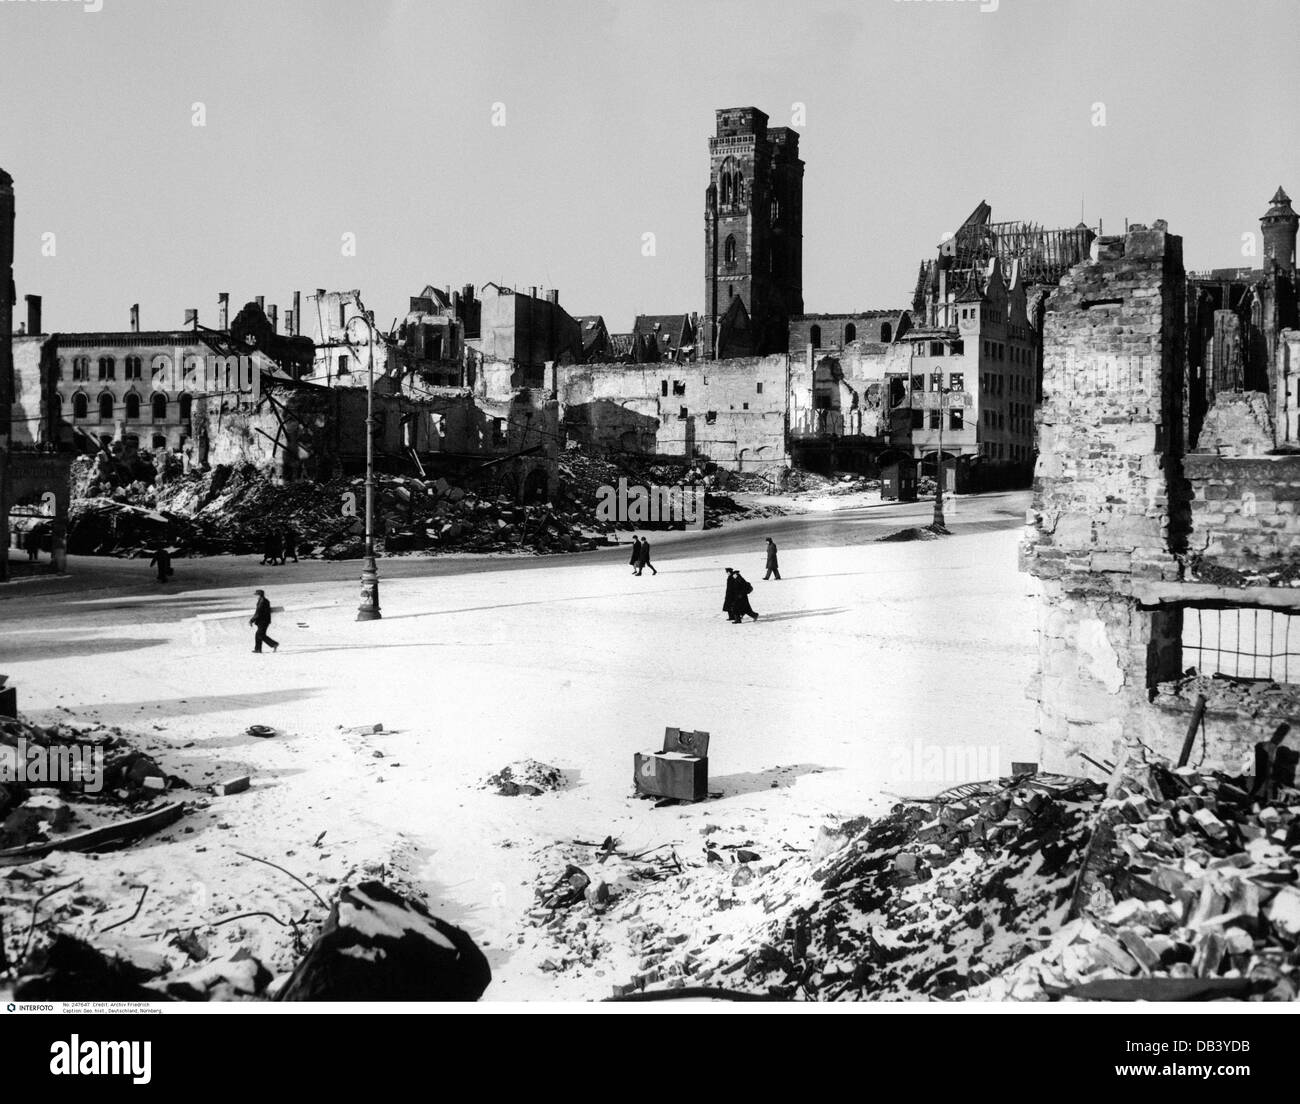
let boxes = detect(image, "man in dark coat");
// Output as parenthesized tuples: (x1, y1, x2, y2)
(638, 535, 658, 576)
(23, 525, 42, 562)
(281, 527, 299, 565)
(149, 545, 173, 583)
(723, 568, 740, 622)
(630, 536, 642, 575)
(250, 589, 279, 653)
(731, 569, 759, 621)
(764, 537, 781, 581)
(261, 532, 283, 566)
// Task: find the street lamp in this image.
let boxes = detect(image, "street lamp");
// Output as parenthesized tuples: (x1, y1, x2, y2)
(346, 311, 381, 621)
(933, 387, 949, 529)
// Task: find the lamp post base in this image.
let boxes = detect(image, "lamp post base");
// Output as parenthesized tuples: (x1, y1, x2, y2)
(356, 553, 381, 621)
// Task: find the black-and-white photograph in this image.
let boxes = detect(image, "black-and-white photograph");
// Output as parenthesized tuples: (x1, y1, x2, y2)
(1, 0, 1297, 1072)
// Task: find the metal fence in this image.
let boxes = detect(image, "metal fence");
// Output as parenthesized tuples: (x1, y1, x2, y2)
(1182, 606, 1299, 683)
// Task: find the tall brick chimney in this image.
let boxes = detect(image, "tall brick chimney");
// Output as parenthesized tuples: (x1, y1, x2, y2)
(218, 292, 229, 330)
(292, 291, 301, 335)
(26, 294, 42, 336)
(129, 303, 139, 333)
(268, 304, 278, 332)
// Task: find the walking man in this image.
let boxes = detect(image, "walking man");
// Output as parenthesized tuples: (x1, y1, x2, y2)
(731, 569, 759, 621)
(261, 531, 283, 566)
(638, 535, 658, 576)
(629, 535, 643, 575)
(250, 589, 278, 653)
(764, 537, 781, 581)
(723, 568, 740, 622)
(149, 544, 173, 583)
(281, 527, 299, 565)
(23, 525, 42, 562)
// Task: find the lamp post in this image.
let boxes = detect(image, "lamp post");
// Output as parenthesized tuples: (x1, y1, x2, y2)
(347, 311, 381, 621)
(933, 387, 949, 529)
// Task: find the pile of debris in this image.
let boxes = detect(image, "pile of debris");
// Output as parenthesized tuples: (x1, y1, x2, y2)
(877, 523, 949, 543)
(1185, 554, 1300, 590)
(522, 743, 1300, 1002)
(483, 760, 567, 797)
(968, 751, 1300, 1001)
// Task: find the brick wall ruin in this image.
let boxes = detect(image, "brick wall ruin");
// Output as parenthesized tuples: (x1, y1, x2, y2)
(558, 356, 789, 472)
(1024, 223, 1300, 774)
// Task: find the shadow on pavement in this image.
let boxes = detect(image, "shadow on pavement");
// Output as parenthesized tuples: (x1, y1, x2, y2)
(709, 763, 839, 798)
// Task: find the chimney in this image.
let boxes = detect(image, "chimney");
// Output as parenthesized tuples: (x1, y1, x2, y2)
(269, 304, 278, 332)
(185, 308, 198, 329)
(25, 294, 41, 335)
(129, 303, 139, 333)
(255, 295, 265, 313)
(547, 289, 559, 305)
(284, 308, 295, 336)
(218, 292, 229, 330)
(293, 291, 301, 334)
(529, 286, 537, 301)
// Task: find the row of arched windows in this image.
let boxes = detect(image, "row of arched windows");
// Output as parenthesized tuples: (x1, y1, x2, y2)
(65, 392, 191, 422)
(64, 355, 146, 381)
(807, 321, 893, 349)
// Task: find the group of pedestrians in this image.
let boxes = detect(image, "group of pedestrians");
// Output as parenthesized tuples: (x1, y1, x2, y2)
(260, 528, 299, 566)
(628, 535, 657, 576)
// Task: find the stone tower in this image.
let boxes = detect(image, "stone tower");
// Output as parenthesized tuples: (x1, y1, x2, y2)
(703, 107, 803, 358)
(1260, 186, 1297, 273)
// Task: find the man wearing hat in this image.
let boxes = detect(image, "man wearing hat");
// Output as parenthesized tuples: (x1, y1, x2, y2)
(250, 589, 279, 653)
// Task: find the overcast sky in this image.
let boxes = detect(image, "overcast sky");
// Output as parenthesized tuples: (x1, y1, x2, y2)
(3, 0, 1298, 335)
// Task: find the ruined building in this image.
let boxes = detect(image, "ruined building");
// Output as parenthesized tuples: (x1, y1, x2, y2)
(1, 168, 75, 577)
(703, 107, 804, 359)
(1022, 213, 1300, 775)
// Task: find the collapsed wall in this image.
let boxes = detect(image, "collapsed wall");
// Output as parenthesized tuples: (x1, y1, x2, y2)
(558, 356, 789, 472)
(1024, 223, 1300, 774)
(1022, 224, 1189, 772)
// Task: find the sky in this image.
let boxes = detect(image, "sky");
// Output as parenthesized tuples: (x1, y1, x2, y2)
(2, 0, 1299, 335)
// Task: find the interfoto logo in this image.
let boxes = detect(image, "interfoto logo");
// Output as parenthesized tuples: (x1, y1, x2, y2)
(0, 738, 104, 793)
(594, 477, 704, 530)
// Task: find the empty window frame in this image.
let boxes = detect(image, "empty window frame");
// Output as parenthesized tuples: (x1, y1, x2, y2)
(1181, 606, 1299, 683)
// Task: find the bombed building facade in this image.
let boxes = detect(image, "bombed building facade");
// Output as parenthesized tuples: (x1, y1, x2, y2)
(1022, 203, 1300, 775)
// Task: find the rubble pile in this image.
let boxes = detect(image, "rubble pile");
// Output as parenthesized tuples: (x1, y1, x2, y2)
(1185, 554, 1300, 589)
(483, 759, 567, 797)
(968, 754, 1300, 1001)
(67, 449, 788, 560)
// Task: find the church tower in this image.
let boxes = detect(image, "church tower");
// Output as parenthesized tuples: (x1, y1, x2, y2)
(703, 107, 803, 358)
(1261, 186, 1298, 274)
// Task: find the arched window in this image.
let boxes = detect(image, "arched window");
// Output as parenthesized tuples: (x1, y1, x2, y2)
(179, 393, 192, 423)
(844, 323, 857, 343)
(124, 392, 141, 420)
(72, 392, 88, 419)
(151, 392, 168, 421)
(880, 322, 892, 343)
(98, 356, 116, 381)
(810, 324, 821, 349)
(724, 235, 737, 267)
(98, 392, 114, 420)
(73, 356, 89, 381)
(125, 356, 143, 380)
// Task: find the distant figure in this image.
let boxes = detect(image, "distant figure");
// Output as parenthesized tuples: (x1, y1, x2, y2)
(764, 537, 781, 581)
(281, 527, 299, 565)
(630, 536, 643, 575)
(149, 545, 173, 583)
(23, 525, 42, 562)
(261, 531, 283, 566)
(249, 589, 278, 653)
(638, 535, 658, 576)
(731, 569, 758, 621)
